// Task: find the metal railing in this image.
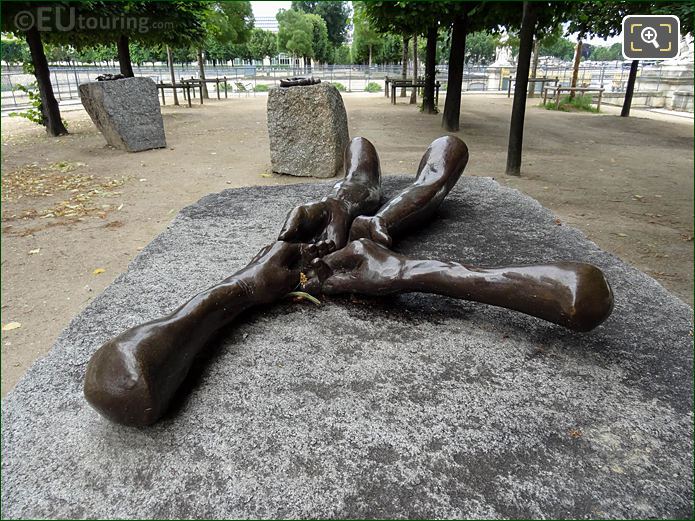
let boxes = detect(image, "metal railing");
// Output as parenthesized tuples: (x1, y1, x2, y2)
(0, 61, 682, 111)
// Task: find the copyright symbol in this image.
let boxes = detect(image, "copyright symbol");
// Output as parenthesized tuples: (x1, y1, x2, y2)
(14, 11, 35, 31)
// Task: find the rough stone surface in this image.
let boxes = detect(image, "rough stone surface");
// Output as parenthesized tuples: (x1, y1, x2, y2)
(2, 177, 692, 519)
(79, 77, 166, 152)
(267, 83, 349, 178)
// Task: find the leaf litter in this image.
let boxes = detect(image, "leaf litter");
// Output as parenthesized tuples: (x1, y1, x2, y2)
(1, 161, 131, 223)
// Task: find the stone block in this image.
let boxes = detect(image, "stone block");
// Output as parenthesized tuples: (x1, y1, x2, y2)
(79, 77, 166, 152)
(267, 82, 349, 178)
(2, 178, 692, 518)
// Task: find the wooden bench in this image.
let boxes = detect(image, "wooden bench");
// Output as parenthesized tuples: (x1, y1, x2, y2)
(188, 77, 231, 99)
(390, 79, 441, 106)
(158, 77, 231, 107)
(542, 85, 605, 111)
(157, 81, 195, 107)
(507, 76, 559, 98)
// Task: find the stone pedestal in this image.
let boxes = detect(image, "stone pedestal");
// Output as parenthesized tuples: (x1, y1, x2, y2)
(267, 82, 349, 178)
(79, 77, 166, 152)
(2, 178, 692, 519)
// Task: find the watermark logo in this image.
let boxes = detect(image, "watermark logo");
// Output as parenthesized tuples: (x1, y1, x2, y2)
(623, 15, 680, 60)
(12, 6, 170, 34)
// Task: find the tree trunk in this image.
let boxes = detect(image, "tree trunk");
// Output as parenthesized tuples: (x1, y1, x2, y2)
(368, 44, 372, 67)
(401, 35, 410, 97)
(410, 34, 418, 104)
(197, 48, 209, 98)
(505, 1, 537, 176)
(117, 34, 134, 77)
(570, 38, 582, 100)
(442, 13, 467, 131)
(166, 45, 179, 106)
(423, 25, 438, 114)
(621, 59, 639, 117)
(528, 38, 540, 98)
(25, 26, 67, 136)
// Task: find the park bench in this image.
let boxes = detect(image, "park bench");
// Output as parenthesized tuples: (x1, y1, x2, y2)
(507, 76, 559, 98)
(157, 77, 231, 107)
(542, 85, 605, 111)
(390, 79, 441, 106)
(187, 77, 231, 100)
(157, 81, 195, 107)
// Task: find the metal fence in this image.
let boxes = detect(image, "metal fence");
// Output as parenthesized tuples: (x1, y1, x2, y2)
(0, 61, 678, 111)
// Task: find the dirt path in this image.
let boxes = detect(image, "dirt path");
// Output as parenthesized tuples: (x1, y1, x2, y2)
(2, 93, 692, 395)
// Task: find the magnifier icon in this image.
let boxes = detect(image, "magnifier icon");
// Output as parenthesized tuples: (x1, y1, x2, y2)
(641, 26, 660, 49)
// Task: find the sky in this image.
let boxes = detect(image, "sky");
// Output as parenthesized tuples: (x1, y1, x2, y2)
(250, 1, 622, 48)
(251, 1, 291, 18)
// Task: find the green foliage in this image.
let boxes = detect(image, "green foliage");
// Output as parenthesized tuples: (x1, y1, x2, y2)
(1, 1, 207, 49)
(539, 35, 576, 61)
(1, 37, 29, 65)
(364, 82, 382, 92)
(464, 31, 497, 64)
(8, 82, 45, 126)
(333, 44, 351, 64)
(566, 1, 646, 39)
(291, 1, 350, 47)
(652, 1, 693, 35)
(307, 13, 330, 63)
(544, 94, 599, 113)
(248, 28, 278, 61)
(352, 1, 381, 64)
(253, 83, 269, 92)
(329, 82, 346, 92)
(277, 9, 314, 58)
(206, 1, 253, 45)
(589, 42, 622, 61)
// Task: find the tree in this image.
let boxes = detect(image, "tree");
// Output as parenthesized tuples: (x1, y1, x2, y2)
(465, 31, 498, 65)
(248, 28, 278, 62)
(589, 42, 622, 61)
(505, 1, 538, 176)
(376, 33, 402, 64)
(1, 1, 72, 136)
(442, 13, 468, 131)
(291, 1, 350, 47)
(1, 36, 29, 66)
(352, 1, 381, 66)
(539, 33, 575, 60)
(437, 2, 492, 131)
(566, 1, 646, 102)
(333, 44, 351, 64)
(277, 9, 314, 71)
(307, 13, 330, 64)
(199, 1, 253, 97)
(363, 1, 441, 112)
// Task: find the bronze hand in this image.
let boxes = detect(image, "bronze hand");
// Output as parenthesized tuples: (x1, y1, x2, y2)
(310, 239, 614, 333)
(279, 137, 382, 249)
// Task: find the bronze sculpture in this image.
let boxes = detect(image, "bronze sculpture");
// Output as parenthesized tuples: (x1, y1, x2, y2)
(279, 136, 382, 249)
(279, 77, 321, 87)
(84, 240, 336, 426)
(306, 239, 614, 333)
(350, 135, 469, 247)
(84, 135, 614, 426)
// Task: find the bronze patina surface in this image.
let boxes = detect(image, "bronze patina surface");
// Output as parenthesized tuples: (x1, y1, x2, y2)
(84, 136, 614, 426)
(278, 136, 382, 249)
(350, 135, 469, 247)
(279, 77, 321, 87)
(308, 238, 614, 333)
(84, 240, 335, 426)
